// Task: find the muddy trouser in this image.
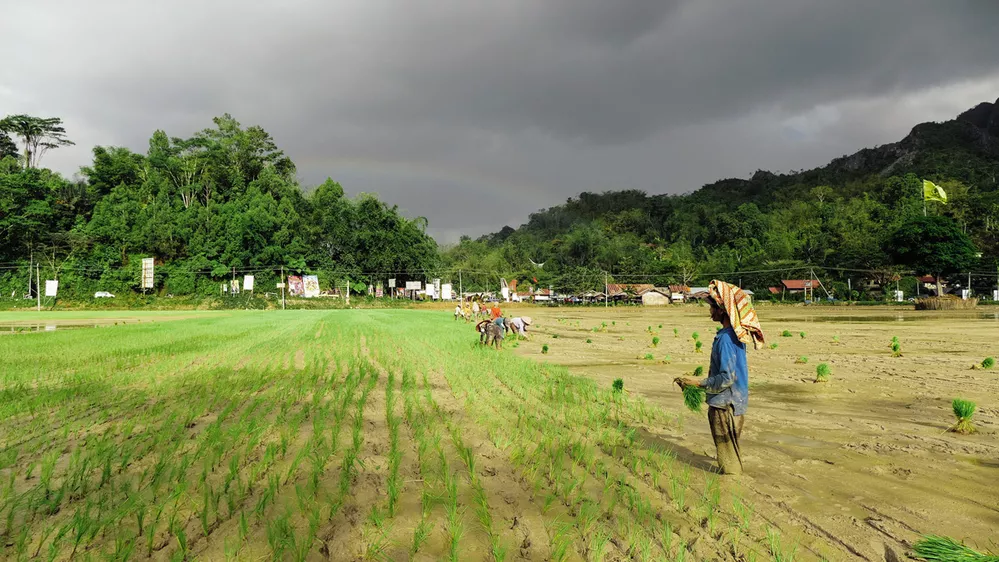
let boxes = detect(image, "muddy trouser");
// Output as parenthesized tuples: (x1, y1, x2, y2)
(708, 405, 744, 475)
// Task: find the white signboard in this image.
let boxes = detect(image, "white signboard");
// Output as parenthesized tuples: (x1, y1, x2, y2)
(405, 281, 422, 291)
(230, 279, 240, 293)
(388, 278, 396, 288)
(501, 287, 510, 302)
(894, 290, 904, 302)
(433, 278, 441, 298)
(426, 284, 437, 299)
(45, 280, 59, 297)
(961, 289, 970, 300)
(276, 282, 286, 289)
(243, 275, 255, 292)
(141, 258, 155, 289)
(303, 275, 320, 298)
(993, 290, 999, 301)
(441, 283, 452, 300)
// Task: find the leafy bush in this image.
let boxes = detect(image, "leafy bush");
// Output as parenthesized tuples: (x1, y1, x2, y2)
(815, 363, 831, 382)
(951, 399, 976, 434)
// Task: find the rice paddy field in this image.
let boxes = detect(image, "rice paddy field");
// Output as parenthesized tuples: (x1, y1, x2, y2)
(0, 307, 996, 561)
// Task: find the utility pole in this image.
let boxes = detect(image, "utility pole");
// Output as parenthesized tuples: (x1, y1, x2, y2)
(36, 264, 40, 312)
(968, 272, 972, 299)
(280, 266, 286, 310)
(604, 273, 608, 308)
(459, 269, 463, 302)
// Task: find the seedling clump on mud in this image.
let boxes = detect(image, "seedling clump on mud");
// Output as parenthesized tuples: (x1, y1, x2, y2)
(695, 340, 703, 353)
(781, 330, 792, 338)
(612, 378, 624, 393)
(643, 353, 655, 360)
(795, 356, 808, 364)
(674, 327, 679, 338)
(799, 331, 806, 339)
(815, 363, 831, 383)
(981, 357, 995, 370)
(542, 344, 549, 354)
(950, 399, 977, 434)
(769, 342, 779, 350)
(585, 338, 592, 344)
(651, 336, 660, 347)
(891, 336, 902, 357)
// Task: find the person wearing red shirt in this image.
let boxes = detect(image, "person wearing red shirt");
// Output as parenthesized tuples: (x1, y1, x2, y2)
(490, 304, 501, 319)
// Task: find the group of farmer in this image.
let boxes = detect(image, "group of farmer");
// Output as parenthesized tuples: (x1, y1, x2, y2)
(453, 301, 533, 349)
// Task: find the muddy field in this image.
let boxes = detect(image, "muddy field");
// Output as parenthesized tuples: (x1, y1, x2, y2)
(512, 305, 999, 560)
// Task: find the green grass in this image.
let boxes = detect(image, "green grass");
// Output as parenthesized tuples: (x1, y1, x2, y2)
(0, 309, 803, 561)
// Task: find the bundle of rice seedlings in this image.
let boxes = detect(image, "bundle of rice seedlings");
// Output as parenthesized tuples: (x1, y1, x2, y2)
(981, 357, 995, 370)
(832, 335, 840, 344)
(612, 379, 624, 393)
(552, 334, 559, 339)
(795, 356, 808, 364)
(643, 353, 654, 360)
(891, 340, 902, 357)
(769, 342, 779, 350)
(662, 355, 672, 364)
(695, 340, 703, 353)
(693, 366, 704, 377)
(891, 335, 899, 348)
(799, 331, 806, 339)
(673, 328, 679, 338)
(951, 398, 977, 434)
(652, 337, 660, 347)
(692, 332, 700, 341)
(658, 324, 663, 329)
(781, 330, 792, 338)
(912, 534, 999, 561)
(682, 386, 705, 413)
(815, 363, 831, 383)
(585, 339, 592, 344)
(542, 345, 549, 354)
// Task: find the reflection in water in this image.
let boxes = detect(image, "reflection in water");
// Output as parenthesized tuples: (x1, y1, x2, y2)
(769, 312, 999, 323)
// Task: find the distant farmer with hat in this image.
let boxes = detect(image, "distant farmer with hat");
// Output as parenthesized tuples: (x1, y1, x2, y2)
(507, 316, 532, 339)
(675, 280, 764, 475)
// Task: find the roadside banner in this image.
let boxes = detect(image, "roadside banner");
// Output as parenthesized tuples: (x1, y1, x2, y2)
(303, 275, 320, 298)
(141, 258, 154, 289)
(442, 283, 452, 300)
(405, 281, 422, 291)
(45, 280, 58, 297)
(243, 275, 255, 292)
(289, 276, 304, 296)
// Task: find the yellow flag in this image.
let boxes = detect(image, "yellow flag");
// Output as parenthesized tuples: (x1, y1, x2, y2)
(923, 180, 947, 204)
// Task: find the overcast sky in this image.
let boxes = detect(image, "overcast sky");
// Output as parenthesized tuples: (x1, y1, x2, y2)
(3, 0, 999, 242)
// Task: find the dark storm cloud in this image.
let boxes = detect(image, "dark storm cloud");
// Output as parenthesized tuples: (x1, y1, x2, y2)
(2, 0, 998, 241)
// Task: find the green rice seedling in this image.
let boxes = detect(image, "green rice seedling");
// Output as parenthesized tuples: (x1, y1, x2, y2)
(815, 363, 831, 383)
(586, 338, 592, 343)
(799, 331, 806, 338)
(674, 327, 679, 338)
(781, 330, 792, 337)
(659, 324, 663, 329)
(652, 336, 660, 347)
(542, 344, 549, 354)
(770, 342, 779, 350)
(644, 353, 655, 360)
(832, 335, 840, 343)
(911, 535, 999, 561)
(692, 331, 700, 341)
(695, 340, 703, 353)
(552, 334, 558, 338)
(766, 526, 798, 562)
(662, 354, 672, 364)
(951, 398, 977, 434)
(693, 366, 704, 377)
(410, 517, 433, 556)
(795, 356, 808, 364)
(612, 378, 624, 393)
(891, 340, 902, 357)
(590, 529, 610, 562)
(981, 357, 995, 369)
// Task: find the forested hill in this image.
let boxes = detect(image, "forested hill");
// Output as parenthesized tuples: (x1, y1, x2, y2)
(445, 98, 999, 296)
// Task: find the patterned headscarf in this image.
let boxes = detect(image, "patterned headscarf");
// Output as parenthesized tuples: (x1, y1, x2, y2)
(708, 280, 765, 349)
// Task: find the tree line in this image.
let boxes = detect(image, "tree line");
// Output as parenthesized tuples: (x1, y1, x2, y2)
(1, 114, 440, 299)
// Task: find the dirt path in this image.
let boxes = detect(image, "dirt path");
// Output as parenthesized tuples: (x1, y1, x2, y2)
(514, 306, 999, 560)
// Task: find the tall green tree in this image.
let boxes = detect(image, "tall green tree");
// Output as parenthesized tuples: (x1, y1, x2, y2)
(887, 215, 978, 297)
(0, 114, 75, 168)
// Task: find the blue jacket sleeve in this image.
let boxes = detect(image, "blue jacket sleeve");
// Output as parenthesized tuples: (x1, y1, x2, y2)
(700, 336, 738, 393)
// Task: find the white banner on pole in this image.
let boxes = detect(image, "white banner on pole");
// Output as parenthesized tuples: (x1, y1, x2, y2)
(388, 278, 396, 288)
(45, 280, 59, 297)
(442, 283, 452, 300)
(405, 281, 422, 291)
(141, 258, 155, 289)
(243, 275, 255, 292)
